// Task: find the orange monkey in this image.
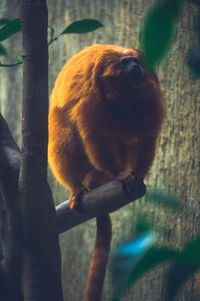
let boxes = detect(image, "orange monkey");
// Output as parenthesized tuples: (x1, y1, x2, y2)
(48, 44, 165, 301)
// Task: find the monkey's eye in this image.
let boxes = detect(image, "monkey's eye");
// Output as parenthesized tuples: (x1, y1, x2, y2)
(119, 56, 139, 67)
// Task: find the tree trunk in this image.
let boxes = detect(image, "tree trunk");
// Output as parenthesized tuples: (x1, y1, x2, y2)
(19, 1, 63, 300)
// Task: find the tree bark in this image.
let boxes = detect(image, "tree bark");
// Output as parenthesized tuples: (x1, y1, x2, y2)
(0, 114, 22, 301)
(19, 1, 63, 300)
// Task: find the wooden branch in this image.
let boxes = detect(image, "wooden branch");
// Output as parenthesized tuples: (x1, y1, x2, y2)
(56, 178, 146, 234)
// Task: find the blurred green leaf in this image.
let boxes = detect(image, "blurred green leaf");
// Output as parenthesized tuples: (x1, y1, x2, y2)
(187, 48, 200, 78)
(181, 236, 200, 263)
(145, 188, 182, 211)
(61, 19, 103, 34)
(16, 55, 22, 62)
(0, 18, 21, 42)
(0, 18, 10, 27)
(49, 24, 55, 30)
(111, 233, 156, 300)
(129, 246, 178, 285)
(139, 0, 183, 70)
(167, 262, 197, 300)
(134, 218, 153, 234)
(112, 232, 200, 301)
(0, 43, 7, 56)
(166, 237, 200, 300)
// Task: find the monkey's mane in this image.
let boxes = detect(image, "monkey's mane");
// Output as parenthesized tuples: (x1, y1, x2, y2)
(49, 44, 140, 110)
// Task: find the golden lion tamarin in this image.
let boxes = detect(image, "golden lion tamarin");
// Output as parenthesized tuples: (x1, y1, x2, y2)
(48, 44, 165, 301)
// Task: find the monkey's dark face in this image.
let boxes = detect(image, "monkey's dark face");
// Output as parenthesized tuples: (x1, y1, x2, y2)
(118, 55, 144, 84)
(96, 51, 159, 111)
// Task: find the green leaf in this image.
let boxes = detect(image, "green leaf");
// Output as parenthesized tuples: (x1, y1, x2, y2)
(128, 246, 178, 284)
(16, 55, 22, 63)
(166, 237, 200, 300)
(139, 0, 183, 70)
(167, 262, 198, 300)
(0, 18, 21, 42)
(145, 188, 182, 211)
(61, 19, 103, 34)
(187, 48, 200, 79)
(0, 18, 10, 27)
(48, 24, 55, 30)
(111, 233, 178, 301)
(111, 233, 156, 300)
(134, 218, 153, 234)
(0, 43, 7, 56)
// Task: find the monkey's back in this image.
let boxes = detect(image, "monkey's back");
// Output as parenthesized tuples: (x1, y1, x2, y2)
(48, 45, 115, 189)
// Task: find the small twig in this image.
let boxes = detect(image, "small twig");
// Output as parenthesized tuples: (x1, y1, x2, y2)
(0, 61, 22, 67)
(48, 33, 62, 46)
(0, 24, 61, 67)
(48, 25, 56, 46)
(48, 36, 58, 46)
(48, 25, 55, 39)
(48, 25, 63, 46)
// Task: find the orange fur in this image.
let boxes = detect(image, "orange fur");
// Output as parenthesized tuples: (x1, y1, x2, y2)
(48, 44, 165, 301)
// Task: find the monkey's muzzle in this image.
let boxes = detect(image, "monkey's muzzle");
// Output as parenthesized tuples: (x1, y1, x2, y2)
(119, 56, 143, 83)
(125, 62, 143, 83)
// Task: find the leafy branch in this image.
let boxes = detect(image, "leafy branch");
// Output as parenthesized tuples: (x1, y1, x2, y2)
(0, 18, 103, 66)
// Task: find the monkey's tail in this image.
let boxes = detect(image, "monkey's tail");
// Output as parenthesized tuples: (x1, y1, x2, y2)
(83, 214, 112, 301)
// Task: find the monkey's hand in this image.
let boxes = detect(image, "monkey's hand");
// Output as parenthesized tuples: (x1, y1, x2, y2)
(116, 172, 144, 196)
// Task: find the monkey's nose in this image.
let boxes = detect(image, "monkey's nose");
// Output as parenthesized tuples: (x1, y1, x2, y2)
(125, 62, 143, 82)
(119, 56, 143, 82)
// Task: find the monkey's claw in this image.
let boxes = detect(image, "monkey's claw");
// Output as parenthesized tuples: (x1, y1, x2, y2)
(130, 171, 144, 183)
(116, 172, 144, 196)
(116, 172, 135, 195)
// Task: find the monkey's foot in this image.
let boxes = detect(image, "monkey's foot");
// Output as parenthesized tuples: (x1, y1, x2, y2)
(116, 172, 144, 195)
(68, 187, 87, 214)
(130, 171, 144, 182)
